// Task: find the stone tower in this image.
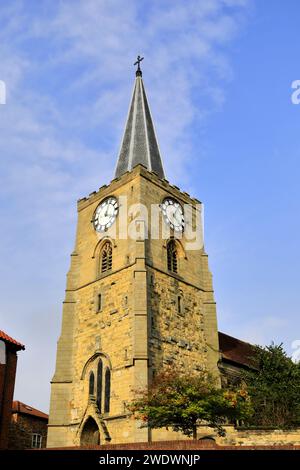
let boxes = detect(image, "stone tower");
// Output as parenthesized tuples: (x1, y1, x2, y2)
(47, 64, 220, 447)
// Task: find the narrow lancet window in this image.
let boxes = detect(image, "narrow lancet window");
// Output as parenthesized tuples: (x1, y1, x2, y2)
(104, 368, 111, 413)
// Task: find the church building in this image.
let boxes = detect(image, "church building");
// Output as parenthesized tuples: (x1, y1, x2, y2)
(47, 60, 253, 448)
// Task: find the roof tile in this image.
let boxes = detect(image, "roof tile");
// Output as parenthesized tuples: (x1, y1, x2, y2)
(218, 331, 256, 368)
(0, 330, 25, 350)
(12, 401, 48, 420)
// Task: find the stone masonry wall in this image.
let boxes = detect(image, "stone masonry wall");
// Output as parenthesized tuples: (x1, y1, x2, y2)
(148, 268, 207, 374)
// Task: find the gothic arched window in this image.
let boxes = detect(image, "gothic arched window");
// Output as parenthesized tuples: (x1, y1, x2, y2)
(167, 240, 178, 273)
(89, 371, 95, 396)
(101, 242, 112, 273)
(96, 359, 103, 412)
(104, 368, 111, 414)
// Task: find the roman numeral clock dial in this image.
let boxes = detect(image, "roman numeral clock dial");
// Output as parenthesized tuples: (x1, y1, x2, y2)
(161, 197, 184, 232)
(93, 196, 118, 232)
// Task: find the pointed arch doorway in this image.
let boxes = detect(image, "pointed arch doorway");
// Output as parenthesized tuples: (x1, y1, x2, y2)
(80, 417, 100, 446)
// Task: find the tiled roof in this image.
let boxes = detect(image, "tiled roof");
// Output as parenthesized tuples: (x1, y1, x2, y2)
(12, 401, 48, 420)
(0, 330, 25, 350)
(218, 331, 256, 368)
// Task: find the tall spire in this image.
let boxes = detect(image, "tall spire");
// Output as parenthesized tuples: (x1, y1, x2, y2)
(114, 57, 165, 179)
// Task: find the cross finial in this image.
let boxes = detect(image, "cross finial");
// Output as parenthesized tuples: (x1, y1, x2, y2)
(134, 55, 144, 76)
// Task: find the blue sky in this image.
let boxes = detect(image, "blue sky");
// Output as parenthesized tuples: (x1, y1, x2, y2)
(0, 0, 299, 413)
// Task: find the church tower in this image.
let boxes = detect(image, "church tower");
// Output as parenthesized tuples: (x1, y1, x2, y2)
(47, 61, 220, 447)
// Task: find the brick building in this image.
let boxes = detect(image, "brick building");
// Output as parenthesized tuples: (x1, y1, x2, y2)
(0, 330, 25, 449)
(8, 401, 48, 449)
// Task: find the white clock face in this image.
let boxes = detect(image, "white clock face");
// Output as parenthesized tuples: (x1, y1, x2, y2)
(93, 196, 118, 232)
(161, 198, 184, 231)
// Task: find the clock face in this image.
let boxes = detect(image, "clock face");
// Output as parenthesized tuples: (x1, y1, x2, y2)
(161, 198, 184, 231)
(93, 196, 118, 232)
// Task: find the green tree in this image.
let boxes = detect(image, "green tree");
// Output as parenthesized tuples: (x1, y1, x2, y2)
(242, 343, 300, 428)
(129, 369, 252, 438)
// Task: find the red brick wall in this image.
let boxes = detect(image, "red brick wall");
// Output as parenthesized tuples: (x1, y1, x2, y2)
(8, 414, 48, 450)
(0, 347, 18, 450)
(45, 439, 300, 451)
(0, 364, 6, 413)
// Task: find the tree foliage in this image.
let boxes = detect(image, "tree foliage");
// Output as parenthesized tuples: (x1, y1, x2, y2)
(242, 343, 300, 428)
(129, 368, 252, 438)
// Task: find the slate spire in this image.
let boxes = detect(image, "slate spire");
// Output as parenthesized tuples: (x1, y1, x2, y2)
(114, 59, 165, 179)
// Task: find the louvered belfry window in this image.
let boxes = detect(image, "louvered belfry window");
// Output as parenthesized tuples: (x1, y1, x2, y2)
(167, 240, 178, 273)
(101, 242, 112, 273)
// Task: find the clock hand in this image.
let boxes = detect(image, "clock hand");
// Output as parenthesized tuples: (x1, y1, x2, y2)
(174, 207, 182, 224)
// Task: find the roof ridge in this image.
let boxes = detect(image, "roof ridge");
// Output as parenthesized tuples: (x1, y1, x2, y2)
(218, 331, 254, 347)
